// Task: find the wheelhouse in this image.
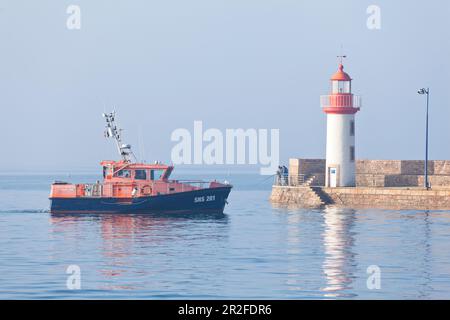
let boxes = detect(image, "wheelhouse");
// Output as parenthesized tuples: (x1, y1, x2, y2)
(101, 160, 173, 183)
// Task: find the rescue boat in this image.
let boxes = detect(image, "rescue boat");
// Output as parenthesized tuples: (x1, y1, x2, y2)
(49, 112, 232, 214)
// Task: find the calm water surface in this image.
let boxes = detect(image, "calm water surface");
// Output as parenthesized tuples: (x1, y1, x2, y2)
(1, 173, 450, 299)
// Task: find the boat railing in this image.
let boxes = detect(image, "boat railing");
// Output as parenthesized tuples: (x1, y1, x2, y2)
(76, 180, 212, 197)
(82, 183, 103, 197)
(168, 180, 210, 192)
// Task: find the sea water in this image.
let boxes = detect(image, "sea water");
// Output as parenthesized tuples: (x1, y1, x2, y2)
(1, 172, 450, 299)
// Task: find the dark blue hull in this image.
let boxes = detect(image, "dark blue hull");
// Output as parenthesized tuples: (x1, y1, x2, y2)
(50, 186, 232, 214)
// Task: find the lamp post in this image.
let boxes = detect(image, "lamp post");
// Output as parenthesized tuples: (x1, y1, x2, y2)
(418, 88, 430, 190)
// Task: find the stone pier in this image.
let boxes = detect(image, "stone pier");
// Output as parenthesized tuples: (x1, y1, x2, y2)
(270, 159, 450, 210)
(270, 185, 450, 210)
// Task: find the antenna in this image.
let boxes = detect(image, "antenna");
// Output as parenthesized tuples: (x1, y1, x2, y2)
(337, 54, 347, 65)
(337, 45, 347, 64)
(138, 124, 146, 163)
(102, 111, 137, 163)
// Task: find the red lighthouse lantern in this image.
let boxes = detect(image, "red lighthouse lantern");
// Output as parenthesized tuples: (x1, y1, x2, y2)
(322, 63, 361, 114)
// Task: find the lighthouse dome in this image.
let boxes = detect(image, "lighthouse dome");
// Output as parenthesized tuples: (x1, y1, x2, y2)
(331, 64, 352, 81)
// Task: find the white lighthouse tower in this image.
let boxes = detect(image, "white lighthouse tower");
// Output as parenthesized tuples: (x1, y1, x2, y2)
(321, 59, 361, 187)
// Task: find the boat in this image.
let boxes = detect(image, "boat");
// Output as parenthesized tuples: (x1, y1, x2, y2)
(49, 111, 232, 214)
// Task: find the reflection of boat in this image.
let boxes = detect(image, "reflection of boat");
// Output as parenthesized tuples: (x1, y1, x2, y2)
(49, 213, 228, 288)
(49, 112, 232, 214)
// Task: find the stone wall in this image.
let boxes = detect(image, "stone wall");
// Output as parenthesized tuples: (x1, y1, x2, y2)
(270, 186, 323, 208)
(270, 185, 450, 210)
(356, 160, 401, 175)
(357, 160, 450, 187)
(289, 158, 450, 187)
(324, 187, 450, 210)
(288, 159, 325, 186)
(289, 159, 325, 176)
(357, 160, 450, 175)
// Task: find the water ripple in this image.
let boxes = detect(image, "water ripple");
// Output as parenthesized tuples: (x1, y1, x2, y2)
(1, 175, 450, 299)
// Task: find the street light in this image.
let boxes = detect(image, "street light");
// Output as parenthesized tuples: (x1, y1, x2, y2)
(418, 87, 430, 190)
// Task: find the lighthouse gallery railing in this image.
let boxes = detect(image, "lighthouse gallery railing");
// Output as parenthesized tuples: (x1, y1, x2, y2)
(320, 95, 362, 109)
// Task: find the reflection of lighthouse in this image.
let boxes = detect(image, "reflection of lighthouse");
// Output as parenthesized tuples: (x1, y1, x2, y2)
(322, 207, 356, 297)
(321, 59, 361, 187)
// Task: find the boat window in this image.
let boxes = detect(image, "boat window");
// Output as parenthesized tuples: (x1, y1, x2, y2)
(115, 169, 131, 178)
(103, 166, 112, 178)
(135, 169, 147, 180)
(150, 169, 165, 180)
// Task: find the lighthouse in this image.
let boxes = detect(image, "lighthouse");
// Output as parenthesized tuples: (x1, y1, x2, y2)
(321, 59, 361, 187)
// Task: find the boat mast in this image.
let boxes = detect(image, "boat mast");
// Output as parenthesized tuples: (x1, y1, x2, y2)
(102, 111, 137, 162)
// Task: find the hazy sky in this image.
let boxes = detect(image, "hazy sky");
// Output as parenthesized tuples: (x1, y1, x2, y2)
(1, 0, 449, 172)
